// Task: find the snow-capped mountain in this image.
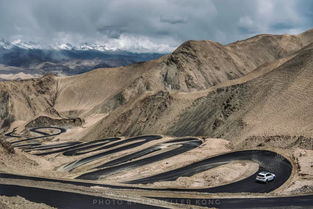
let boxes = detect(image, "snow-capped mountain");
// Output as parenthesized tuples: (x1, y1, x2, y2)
(0, 38, 165, 80)
(0, 39, 13, 50)
(11, 40, 43, 50)
(0, 39, 116, 52)
(79, 43, 109, 51)
(0, 39, 43, 50)
(54, 43, 75, 50)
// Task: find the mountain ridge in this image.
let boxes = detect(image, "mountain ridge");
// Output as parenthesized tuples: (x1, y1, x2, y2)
(0, 39, 164, 80)
(1, 28, 313, 143)
(0, 38, 159, 52)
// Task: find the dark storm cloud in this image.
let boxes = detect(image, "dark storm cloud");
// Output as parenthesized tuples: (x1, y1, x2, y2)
(160, 16, 188, 25)
(270, 22, 297, 31)
(0, 0, 312, 52)
(97, 26, 125, 39)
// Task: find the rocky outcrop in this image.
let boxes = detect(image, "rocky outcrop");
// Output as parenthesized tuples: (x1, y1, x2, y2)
(25, 116, 83, 128)
(87, 91, 172, 138)
(0, 90, 14, 130)
(166, 84, 249, 138)
(0, 75, 61, 129)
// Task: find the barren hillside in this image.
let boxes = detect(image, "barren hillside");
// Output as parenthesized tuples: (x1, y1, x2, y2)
(167, 42, 313, 139)
(1, 29, 313, 142)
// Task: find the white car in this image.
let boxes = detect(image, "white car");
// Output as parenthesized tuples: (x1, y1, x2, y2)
(256, 171, 276, 183)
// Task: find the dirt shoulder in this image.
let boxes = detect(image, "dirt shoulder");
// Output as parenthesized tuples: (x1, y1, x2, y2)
(0, 196, 56, 209)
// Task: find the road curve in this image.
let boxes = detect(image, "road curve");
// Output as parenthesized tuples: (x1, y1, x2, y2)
(63, 135, 164, 172)
(76, 138, 202, 180)
(7, 127, 66, 145)
(2, 127, 309, 208)
(0, 179, 312, 209)
(3, 128, 292, 194)
(126, 150, 292, 193)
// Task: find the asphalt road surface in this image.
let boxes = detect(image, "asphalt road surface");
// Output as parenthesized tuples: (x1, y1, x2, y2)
(126, 150, 292, 193)
(76, 138, 202, 180)
(153, 196, 313, 209)
(1, 127, 312, 208)
(1, 173, 313, 208)
(0, 184, 164, 209)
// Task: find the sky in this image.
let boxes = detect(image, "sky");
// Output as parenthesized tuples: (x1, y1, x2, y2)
(0, 0, 313, 52)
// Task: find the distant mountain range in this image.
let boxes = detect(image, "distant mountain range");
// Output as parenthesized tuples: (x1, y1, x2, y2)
(2, 28, 313, 139)
(0, 39, 143, 51)
(0, 39, 165, 80)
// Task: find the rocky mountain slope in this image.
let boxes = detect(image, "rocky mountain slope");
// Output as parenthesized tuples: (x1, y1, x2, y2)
(1, 29, 313, 143)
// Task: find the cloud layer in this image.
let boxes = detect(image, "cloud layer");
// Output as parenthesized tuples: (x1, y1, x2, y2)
(0, 0, 312, 52)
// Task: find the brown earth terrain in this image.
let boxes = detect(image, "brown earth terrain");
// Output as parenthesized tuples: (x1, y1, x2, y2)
(0, 196, 55, 209)
(1, 29, 313, 141)
(1, 29, 313, 208)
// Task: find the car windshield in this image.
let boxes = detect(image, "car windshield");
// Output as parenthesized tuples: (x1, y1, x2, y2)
(257, 174, 266, 177)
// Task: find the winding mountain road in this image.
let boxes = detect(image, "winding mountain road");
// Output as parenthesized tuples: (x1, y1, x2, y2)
(1, 127, 312, 208)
